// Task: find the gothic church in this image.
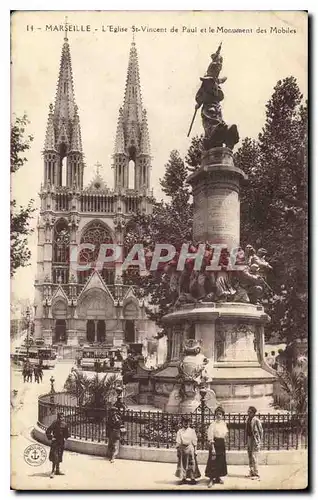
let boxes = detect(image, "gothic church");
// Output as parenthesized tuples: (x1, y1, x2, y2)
(34, 34, 156, 348)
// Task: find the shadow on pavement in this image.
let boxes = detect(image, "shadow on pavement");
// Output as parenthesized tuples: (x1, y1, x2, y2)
(28, 472, 51, 478)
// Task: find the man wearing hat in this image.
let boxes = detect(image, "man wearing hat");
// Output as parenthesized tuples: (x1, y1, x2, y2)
(245, 406, 263, 480)
(107, 406, 124, 463)
(46, 412, 70, 478)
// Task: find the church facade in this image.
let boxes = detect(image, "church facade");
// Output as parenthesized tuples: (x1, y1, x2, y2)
(34, 35, 157, 347)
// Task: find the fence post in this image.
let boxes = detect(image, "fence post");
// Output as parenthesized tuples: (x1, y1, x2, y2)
(49, 376, 56, 414)
(199, 385, 207, 450)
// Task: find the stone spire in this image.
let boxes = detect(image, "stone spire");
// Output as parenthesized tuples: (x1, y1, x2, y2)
(122, 40, 143, 127)
(70, 105, 83, 152)
(53, 33, 76, 130)
(44, 103, 56, 151)
(42, 33, 84, 189)
(140, 109, 151, 156)
(114, 107, 125, 154)
(113, 40, 152, 192)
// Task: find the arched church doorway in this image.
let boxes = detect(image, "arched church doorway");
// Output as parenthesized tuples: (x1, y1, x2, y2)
(86, 320, 95, 343)
(97, 320, 106, 343)
(124, 320, 135, 343)
(55, 319, 67, 343)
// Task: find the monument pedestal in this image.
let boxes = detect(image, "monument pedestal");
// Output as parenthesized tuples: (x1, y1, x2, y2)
(187, 147, 247, 248)
(153, 302, 276, 413)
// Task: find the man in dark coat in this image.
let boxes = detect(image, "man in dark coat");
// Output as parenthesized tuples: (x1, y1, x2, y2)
(34, 365, 39, 384)
(38, 364, 43, 382)
(107, 407, 123, 463)
(26, 362, 33, 382)
(45, 412, 70, 478)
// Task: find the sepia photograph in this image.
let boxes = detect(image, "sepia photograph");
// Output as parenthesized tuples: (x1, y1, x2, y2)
(10, 10, 308, 491)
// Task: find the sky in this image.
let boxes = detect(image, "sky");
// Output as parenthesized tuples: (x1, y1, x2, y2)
(10, 10, 307, 302)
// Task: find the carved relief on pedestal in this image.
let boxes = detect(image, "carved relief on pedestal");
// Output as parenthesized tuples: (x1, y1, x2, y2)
(215, 322, 258, 362)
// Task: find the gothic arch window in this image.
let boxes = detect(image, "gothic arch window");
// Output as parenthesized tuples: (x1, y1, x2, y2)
(58, 143, 67, 186)
(52, 219, 70, 284)
(128, 160, 135, 189)
(53, 219, 70, 263)
(79, 221, 114, 284)
(61, 157, 67, 186)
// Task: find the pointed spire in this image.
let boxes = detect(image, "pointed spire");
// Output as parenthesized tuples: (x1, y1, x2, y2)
(113, 39, 152, 193)
(140, 109, 151, 155)
(114, 107, 125, 154)
(123, 39, 143, 125)
(44, 103, 56, 151)
(70, 105, 82, 152)
(54, 32, 76, 128)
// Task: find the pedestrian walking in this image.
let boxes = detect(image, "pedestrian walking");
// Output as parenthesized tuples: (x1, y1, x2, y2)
(245, 406, 263, 480)
(175, 416, 201, 485)
(38, 364, 43, 382)
(34, 365, 40, 384)
(22, 362, 28, 383)
(46, 412, 70, 478)
(107, 407, 124, 463)
(205, 406, 228, 487)
(26, 362, 33, 383)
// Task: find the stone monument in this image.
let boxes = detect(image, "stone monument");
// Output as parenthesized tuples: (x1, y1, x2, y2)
(152, 44, 276, 413)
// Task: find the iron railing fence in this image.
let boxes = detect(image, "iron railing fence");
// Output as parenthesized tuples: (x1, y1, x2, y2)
(38, 392, 307, 451)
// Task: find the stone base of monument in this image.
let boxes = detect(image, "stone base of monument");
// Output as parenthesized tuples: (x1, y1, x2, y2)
(152, 302, 277, 414)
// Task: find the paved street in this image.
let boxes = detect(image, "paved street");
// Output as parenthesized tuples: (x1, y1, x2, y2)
(11, 361, 307, 491)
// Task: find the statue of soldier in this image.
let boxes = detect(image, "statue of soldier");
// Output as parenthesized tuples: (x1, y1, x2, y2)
(193, 44, 239, 150)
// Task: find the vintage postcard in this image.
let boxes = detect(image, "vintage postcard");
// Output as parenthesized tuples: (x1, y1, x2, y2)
(10, 10, 308, 491)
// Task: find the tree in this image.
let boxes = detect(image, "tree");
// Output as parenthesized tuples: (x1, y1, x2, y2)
(184, 135, 204, 172)
(235, 77, 308, 343)
(274, 360, 307, 447)
(11, 114, 35, 276)
(123, 149, 194, 325)
(64, 369, 90, 407)
(85, 373, 120, 421)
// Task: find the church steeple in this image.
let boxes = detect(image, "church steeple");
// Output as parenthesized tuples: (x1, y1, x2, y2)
(54, 33, 76, 129)
(113, 40, 151, 192)
(43, 33, 84, 189)
(123, 40, 143, 128)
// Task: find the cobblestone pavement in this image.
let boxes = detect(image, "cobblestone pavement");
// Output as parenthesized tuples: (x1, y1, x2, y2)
(11, 361, 308, 491)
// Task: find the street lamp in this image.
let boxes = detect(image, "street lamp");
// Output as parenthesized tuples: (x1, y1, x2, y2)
(25, 306, 31, 359)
